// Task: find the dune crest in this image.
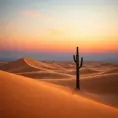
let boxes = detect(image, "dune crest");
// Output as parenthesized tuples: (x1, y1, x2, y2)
(103, 67, 118, 74)
(80, 68, 99, 74)
(0, 58, 71, 79)
(0, 58, 40, 73)
(1, 71, 118, 118)
(0, 62, 8, 67)
(19, 71, 71, 79)
(24, 58, 60, 70)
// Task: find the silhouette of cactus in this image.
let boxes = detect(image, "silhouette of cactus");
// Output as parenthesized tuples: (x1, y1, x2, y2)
(73, 47, 83, 90)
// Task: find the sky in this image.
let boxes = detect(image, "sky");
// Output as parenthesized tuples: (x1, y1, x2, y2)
(0, 0, 118, 61)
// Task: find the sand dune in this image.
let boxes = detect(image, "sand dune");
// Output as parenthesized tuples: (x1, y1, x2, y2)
(43, 73, 118, 95)
(24, 58, 66, 70)
(0, 58, 103, 78)
(0, 62, 8, 67)
(58, 63, 102, 75)
(83, 63, 118, 72)
(66, 70, 76, 75)
(57, 62, 75, 69)
(59, 68, 100, 76)
(94, 63, 118, 69)
(103, 67, 118, 74)
(0, 58, 72, 79)
(42, 72, 118, 108)
(0, 58, 67, 73)
(65, 69, 98, 75)
(0, 58, 41, 73)
(56, 67, 99, 76)
(80, 68, 99, 74)
(81, 73, 118, 107)
(81, 73, 118, 95)
(1, 58, 118, 108)
(19, 71, 71, 79)
(1, 70, 118, 118)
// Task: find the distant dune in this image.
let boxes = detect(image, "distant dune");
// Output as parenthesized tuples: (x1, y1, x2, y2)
(103, 67, 118, 74)
(0, 58, 102, 76)
(1, 71, 118, 118)
(0, 58, 40, 73)
(80, 68, 99, 74)
(65, 68, 99, 75)
(81, 73, 118, 95)
(0, 58, 63, 72)
(94, 63, 118, 69)
(24, 58, 65, 70)
(0, 62, 8, 67)
(57, 62, 75, 69)
(0, 58, 71, 79)
(19, 71, 71, 79)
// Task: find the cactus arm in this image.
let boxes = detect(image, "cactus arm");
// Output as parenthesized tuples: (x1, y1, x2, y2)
(73, 55, 77, 63)
(79, 57, 83, 69)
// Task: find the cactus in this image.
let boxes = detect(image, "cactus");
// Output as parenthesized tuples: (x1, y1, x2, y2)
(73, 47, 83, 90)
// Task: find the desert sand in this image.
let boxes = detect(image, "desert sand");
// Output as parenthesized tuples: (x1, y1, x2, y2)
(1, 70, 118, 118)
(0, 62, 8, 67)
(0, 58, 71, 79)
(0, 58, 118, 116)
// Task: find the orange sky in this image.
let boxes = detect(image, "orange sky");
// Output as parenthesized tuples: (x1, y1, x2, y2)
(0, 0, 118, 54)
(1, 36, 118, 53)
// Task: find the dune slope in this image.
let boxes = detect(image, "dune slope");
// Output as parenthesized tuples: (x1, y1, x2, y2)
(19, 71, 71, 79)
(0, 58, 61, 73)
(1, 71, 118, 118)
(24, 58, 66, 70)
(0, 58, 40, 73)
(81, 73, 118, 95)
(80, 68, 99, 74)
(0, 58, 71, 79)
(0, 62, 8, 67)
(103, 67, 118, 74)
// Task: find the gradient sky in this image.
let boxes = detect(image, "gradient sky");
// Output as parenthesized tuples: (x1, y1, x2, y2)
(0, 0, 118, 61)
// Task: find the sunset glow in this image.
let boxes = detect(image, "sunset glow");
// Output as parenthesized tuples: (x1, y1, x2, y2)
(0, 0, 118, 61)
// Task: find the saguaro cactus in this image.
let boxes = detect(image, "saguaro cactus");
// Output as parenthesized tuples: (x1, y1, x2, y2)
(73, 47, 83, 90)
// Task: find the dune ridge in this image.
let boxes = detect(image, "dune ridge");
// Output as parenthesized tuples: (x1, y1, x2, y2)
(0, 58, 60, 73)
(0, 58, 41, 73)
(103, 67, 118, 74)
(18, 71, 72, 79)
(0, 58, 71, 79)
(0, 62, 8, 66)
(1, 70, 118, 118)
(24, 58, 64, 70)
(80, 68, 99, 74)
